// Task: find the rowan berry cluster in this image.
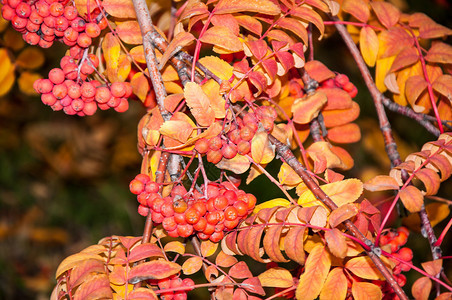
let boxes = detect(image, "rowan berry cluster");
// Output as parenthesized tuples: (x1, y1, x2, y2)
(33, 54, 132, 115)
(377, 227, 413, 299)
(130, 174, 257, 242)
(1, 0, 106, 48)
(321, 74, 358, 98)
(156, 276, 195, 300)
(194, 106, 278, 164)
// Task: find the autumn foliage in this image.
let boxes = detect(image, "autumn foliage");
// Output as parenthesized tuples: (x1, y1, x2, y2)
(1, 0, 452, 299)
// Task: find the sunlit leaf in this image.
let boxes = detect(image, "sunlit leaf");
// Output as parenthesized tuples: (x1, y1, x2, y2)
(116, 21, 143, 44)
(182, 256, 203, 275)
(184, 82, 215, 126)
(278, 162, 302, 186)
(201, 240, 218, 257)
(131, 72, 150, 101)
(370, 1, 400, 29)
(425, 42, 452, 64)
(253, 199, 290, 214)
(364, 175, 400, 191)
(304, 60, 335, 83)
(216, 154, 251, 174)
(421, 259, 443, 277)
(284, 225, 306, 264)
(258, 268, 293, 288)
(229, 261, 253, 279)
(327, 123, 361, 144)
(360, 27, 379, 67)
(215, 251, 238, 268)
(322, 101, 360, 128)
(342, 0, 370, 23)
(102, 0, 136, 18)
(295, 245, 331, 300)
(56, 253, 104, 278)
(201, 26, 243, 53)
(128, 287, 158, 300)
(160, 31, 195, 69)
(325, 228, 347, 258)
(164, 241, 185, 254)
(128, 261, 181, 283)
(351, 282, 382, 300)
(251, 127, 275, 164)
(412, 277, 432, 300)
(319, 268, 347, 300)
(214, 0, 280, 15)
(73, 274, 112, 300)
(329, 203, 358, 228)
(345, 256, 384, 280)
(128, 243, 164, 263)
(292, 91, 327, 124)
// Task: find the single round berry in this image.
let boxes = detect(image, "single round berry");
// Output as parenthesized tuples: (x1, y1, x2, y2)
(177, 224, 193, 238)
(173, 199, 188, 214)
(214, 196, 228, 210)
(240, 126, 254, 141)
(221, 143, 237, 159)
(130, 179, 145, 194)
(195, 138, 209, 154)
(49, 68, 65, 84)
(52, 83, 68, 99)
(185, 208, 201, 224)
(81, 82, 96, 98)
(209, 136, 222, 151)
(233, 200, 248, 216)
(207, 150, 223, 164)
(138, 205, 149, 216)
(162, 216, 177, 232)
(15, 2, 31, 18)
(110, 82, 126, 98)
(85, 22, 101, 38)
(193, 217, 207, 232)
(224, 206, 238, 221)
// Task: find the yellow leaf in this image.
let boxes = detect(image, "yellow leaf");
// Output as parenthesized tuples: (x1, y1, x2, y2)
(319, 268, 347, 300)
(298, 179, 363, 208)
(74, 0, 96, 17)
(182, 257, 203, 275)
(18, 72, 41, 95)
(345, 256, 385, 280)
(351, 282, 382, 300)
(116, 54, 131, 82)
(278, 162, 302, 186)
(184, 82, 216, 126)
(364, 175, 400, 191)
(201, 80, 226, 119)
(214, 0, 280, 15)
(258, 267, 294, 288)
(253, 199, 291, 214)
(102, 33, 121, 82)
(325, 229, 347, 258)
(251, 128, 275, 164)
(295, 245, 331, 300)
(200, 26, 243, 53)
(164, 241, 185, 255)
(375, 56, 395, 92)
(360, 27, 379, 67)
(131, 72, 150, 101)
(16, 47, 45, 70)
(0, 48, 13, 83)
(306, 141, 347, 173)
(102, 0, 136, 18)
(160, 120, 195, 144)
(201, 240, 218, 257)
(198, 56, 233, 81)
(0, 61, 15, 97)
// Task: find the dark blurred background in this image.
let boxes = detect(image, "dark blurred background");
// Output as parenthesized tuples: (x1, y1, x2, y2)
(0, 0, 451, 299)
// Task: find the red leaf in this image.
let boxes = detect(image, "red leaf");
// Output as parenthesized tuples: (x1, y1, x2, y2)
(118, 236, 142, 250)
(245, 40, 268, 60)
(229, 261, 253, 279)
(128, 260, 181, 284)
(389, 46, 419, 73)
(291, 7, 324, 37)
(242, 277, 265, 296)
(364, 175, 400, 192)
(326, 123, 361, 144)
(68, 259, 105, 288)
(235, 15, 262, 35)
(128, 243, 164, 263)
(128, 287, 158, 300)
(263, 225, 289, 262)
(215, 251, 238, 268)
(425, 42, 452, 64)
(276, 18, 308, 45)
(73, 274, 112, 300)
(321, 87, 353, 110)
(304, 60, 335, 83)
(283, 225, 306, 264)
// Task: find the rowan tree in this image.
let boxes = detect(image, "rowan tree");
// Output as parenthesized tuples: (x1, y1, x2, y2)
(1, 0, 452, 299)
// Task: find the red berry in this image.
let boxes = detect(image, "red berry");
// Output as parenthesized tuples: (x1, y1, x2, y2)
(223, 190, 237, 205)
(110, 82, 126, 97)
(209, 231, 224, 243)
(206, 211, 220, 225)
(335, 74, 349, 87)
(15, 2, 31, 18)
(192, 201, 207, 216)
(173, 199, 188, 213)
(145, 181, 160, 193)
(182, 278, 195, 289)
(151, 211, 164, 223)
(12, 15, 28, 29)
(55, 16, 69, 31)
(233, 201, 248, 217)
(207, 150, 223, 164)
(245, 194, 257, 209)
(1, 5, 16, 21)
(174, 292, 187, 300)
(85, 22, 101, 38)
(195, 138, 209, 154)
(64, 5, 77, 20)
(49, 68, 65, 84)
(52, 84, 68, 99)
(206, 184, 220, 198)
(35, 78, 53, 94)
(81, 82, 96, 98)
(193, 217, 207, 232)
(77, 33, 92, 48)
(209, 136, 222, 151)
(185, 208, 201, 224)
(41, 93, 57, 106)
(114, 98, 129, 113)
(239, 126, 254, 141)
(203, 223, 215, 235)
(171, 185, 187, 197)
(130, 179, 145, 194)
(177, 224, 194, 238)
(214, 196, 228, 210)
(71, 99, 84, 111)
(342, 81, 355, 93)
(138, 205, 149, 216)
(228, 129, 241, 144)
(71, 17, 86, 32)
(224, 218, 239, 230)
(162, 216, 177, 231)
(397, 247, 413, 261)
(224, 206, 238, 221)
(221, 143, 237, 159)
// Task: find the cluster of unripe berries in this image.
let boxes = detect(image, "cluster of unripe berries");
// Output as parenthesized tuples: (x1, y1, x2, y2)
(33, 54, 132, 115)
(321, 74, 358, 98)
(194, 106, 278, 164)
(130, 174, 257, 242)
(376, 227, 413, 297)
(1, 0, 106, 48)
(155, 276, 194, 300)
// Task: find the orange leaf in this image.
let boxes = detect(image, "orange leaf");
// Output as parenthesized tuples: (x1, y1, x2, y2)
(164, 241, 185, 255)
(399, 186, 424, 213)
(102, 0, 136, 18)
(242, 277, 265, 296)
(214, 0, 280, 15)
(432, 75, 452, 100)
(411, 277, 432, 300)
(116, 54, 131, 82)
(345, 256, 384, 280)
(182, 256, 203, 275)
(364, 175, 400, 191)
(299, 178, 363, 208)
(251, 128, 275, 164)
(128, 261, 181, 284)
(258, 267, 293, 288)
(342, 0, 370, 23)
(360, 27, 379, 67)
(201, 240, 218, 257)
(421, 259, 443, 277)
(375, 56, 396, 92)
(201, 26, 243, 53)
(68, 259, 105, 288)
(435, 293, 452, 300)
(184, 82, 215, 126)
(128, 244, 164, 263)
(18, 72, 40, 95)
(215, 154, 251, 174)
(229, 261, 253, 279)
(377, 28, 412, 59)
(389, 46, 419, 73)
(304, 60, 335, 83)
(322, 101, 360, 128)
(235, 15, 263, 35)
(325, 228, 347, 258)
(56, 253, 104, 278)
(116, 21, 142, 44)
(159, 31, 195, 69)
(131, 72, 150, 101)
(405, 75, 428, 112)
(425, 42, 452, 64)
(419, 21, 452, 39)
(322, 88, 353, 110)
(330, 146, 354, 171)
(370, 1, 400, 29)
(164, 93, 184, 113)
(159, 120, 195, 144)
(74, 0, 96, 17)
(327, 123, 361, 144)
(329, 203, 358, 227)
(16, 47, 44, 70)
(291, 7, 324, 38)
(130, 46, 146, 63)
(319, 268, 347, 300)
(292, 91, 327, 124)
(284, 226, 306, 264)
(202, 79, 226, 119)
(73, 274, 112, 300)
(415, 168, 441, 195)
(295, 245, 331, 300)
(351, 282, 382, 300)
(263, 225, 290, 262)
(215, 251, 238, 268)
(306, 141, 347, 173)
(276, 18, 308, 45)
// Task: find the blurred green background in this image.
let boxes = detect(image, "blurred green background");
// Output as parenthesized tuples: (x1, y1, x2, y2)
(0, 0, 451, 299)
